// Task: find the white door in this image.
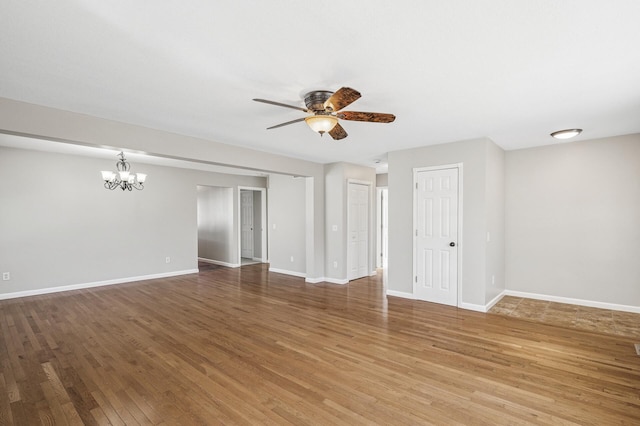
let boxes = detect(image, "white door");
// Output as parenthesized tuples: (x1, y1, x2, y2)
(241, 190, 254, 259)
(381, 188, 388, 268)
(414, 167, 459, 306)
(348, 182, 369, 280)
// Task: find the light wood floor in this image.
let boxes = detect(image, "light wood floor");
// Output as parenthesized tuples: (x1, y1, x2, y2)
(1, 264, 639, 425)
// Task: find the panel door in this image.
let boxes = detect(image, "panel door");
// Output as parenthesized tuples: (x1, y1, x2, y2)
(415, 168, 458, 306)
(348, 183, 369, 280)
(241, 190, 254, 259)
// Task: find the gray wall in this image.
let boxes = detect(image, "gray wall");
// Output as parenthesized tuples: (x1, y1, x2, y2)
(0, 147, 264, 296)
(325, 163, 345, 279)
(268, 174, 306, 275)
(197, 186, 234, 264)
(505, 134, 640, 306)
(388, 138, 505, 307)
(0, 96, 327, 280)
(376, 173, 388, 187)
(485, 141, 506, 302)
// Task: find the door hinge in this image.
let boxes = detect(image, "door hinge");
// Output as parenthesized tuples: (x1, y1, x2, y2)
(415, 276, 418, 283)
(415, 182, 418, 189)
(415, 229, 418, 236)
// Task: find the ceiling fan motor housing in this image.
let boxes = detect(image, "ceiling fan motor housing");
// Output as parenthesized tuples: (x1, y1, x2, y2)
(304, 90, 333, 112)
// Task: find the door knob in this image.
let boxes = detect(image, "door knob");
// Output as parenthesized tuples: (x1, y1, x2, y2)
(449, 242, 456, 247)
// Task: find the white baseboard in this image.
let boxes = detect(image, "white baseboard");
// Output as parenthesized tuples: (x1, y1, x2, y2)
(268, 268, 306, 278)
(0, 269, 199, 301)
(304, 277, 349, 285)
(387, 290, 489, 312)
(324, 277, 349, 285)
(198, 257, 240, 268)
(459, 302, 488, 312)
(483, 291, 507, 312)
(504, 290, 640, 314)
(386, 289, 500, 313)
(369, 270, 378, 276)
(385, 288, 639, 314)
(386, 290, 416, 299)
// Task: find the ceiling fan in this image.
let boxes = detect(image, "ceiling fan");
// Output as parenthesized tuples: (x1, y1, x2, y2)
(253, 87, 395, 140)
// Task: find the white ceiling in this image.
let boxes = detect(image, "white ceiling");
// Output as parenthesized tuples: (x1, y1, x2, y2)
(1, 1, 639, 171)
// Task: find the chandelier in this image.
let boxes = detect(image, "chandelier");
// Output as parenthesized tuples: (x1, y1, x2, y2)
(101, 152, 147, 191)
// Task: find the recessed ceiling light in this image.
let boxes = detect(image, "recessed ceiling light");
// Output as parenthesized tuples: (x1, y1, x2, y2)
(550, 129, 582, 139)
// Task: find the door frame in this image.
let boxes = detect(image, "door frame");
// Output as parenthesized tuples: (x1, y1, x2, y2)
(237, 186, 267, 263)
(347, 179, 373, 281)
(412, 164, 464, 307)
(376, 187, 388, 269)
(240, 189, 255, 259)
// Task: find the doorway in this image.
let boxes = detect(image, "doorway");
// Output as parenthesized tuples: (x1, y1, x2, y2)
(197, 185, 235, 267)
(239, 187, 267, 265)
(413, 165, 461, 306)
(376, 187, 388, 269)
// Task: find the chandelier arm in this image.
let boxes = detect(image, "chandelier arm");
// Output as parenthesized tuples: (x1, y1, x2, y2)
(105, 180, 119, 190)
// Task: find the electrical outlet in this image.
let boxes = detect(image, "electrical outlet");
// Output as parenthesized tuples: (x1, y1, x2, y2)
(290, 256, 294, 262)
(333, 261, 338, 269)
(165, 257, 171, 264)
(492, 275, 495, 285)
(332, 225, 338, 232)
(2, 272, 9, 281)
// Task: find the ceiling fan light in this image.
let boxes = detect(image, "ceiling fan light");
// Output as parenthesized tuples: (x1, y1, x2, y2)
(550, 129, 582, 139)
(305, 115, 338, 134)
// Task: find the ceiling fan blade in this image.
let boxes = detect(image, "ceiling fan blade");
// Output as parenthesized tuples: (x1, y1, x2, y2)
(253, 98, 308, 113)
(324, 87, 361, 112)
(266, 117, 306, 130)
(337, 111, 396, 123)
(329, 123, 348, 140)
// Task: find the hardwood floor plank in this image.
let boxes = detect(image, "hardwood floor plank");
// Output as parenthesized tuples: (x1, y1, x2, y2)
(40, 380, 72, 426)
(91, 390, 125, 426)
(1, 264, 639, 425)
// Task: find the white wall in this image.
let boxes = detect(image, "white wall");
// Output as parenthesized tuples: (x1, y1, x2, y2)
(505, 134, 640, 307)
(0, 147, 265, 297)
(268, 174, 306, 275)
(388, 138, 505, 308)
(197, 186, 234, 264)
